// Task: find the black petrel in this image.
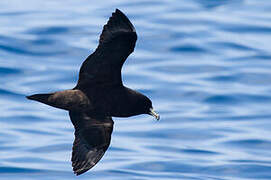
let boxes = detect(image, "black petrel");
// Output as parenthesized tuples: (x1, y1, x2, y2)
(27, 9, 159, 175)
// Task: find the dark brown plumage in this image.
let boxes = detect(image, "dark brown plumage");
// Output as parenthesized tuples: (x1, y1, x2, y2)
(26, 9, 159, 175)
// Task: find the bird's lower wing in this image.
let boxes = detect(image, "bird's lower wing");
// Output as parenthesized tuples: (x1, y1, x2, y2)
(69, 111, 114, 175)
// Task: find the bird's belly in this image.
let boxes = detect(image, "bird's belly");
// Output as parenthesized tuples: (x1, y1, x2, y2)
(104, 95, 139, 117)
(83, 86, 142, 117)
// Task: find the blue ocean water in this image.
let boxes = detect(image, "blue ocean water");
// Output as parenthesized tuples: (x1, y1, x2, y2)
(1, 0, 271, 179)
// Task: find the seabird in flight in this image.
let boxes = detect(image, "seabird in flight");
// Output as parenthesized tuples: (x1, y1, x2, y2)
(27, 9, 159, 175)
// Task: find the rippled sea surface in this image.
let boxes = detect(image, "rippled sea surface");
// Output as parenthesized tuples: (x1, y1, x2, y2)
(1, 0, 271, 179)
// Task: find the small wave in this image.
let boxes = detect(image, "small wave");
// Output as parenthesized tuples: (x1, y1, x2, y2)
(0, 166, 42, 174)
(170, 44, 207, 53)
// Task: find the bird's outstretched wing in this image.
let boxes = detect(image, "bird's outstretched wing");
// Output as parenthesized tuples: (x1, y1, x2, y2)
(75, 9, 137, 89)
(69, 111, 114, 175)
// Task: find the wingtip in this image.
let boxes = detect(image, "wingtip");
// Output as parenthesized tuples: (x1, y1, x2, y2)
(74, 171, 81, 176)
(114, 9, 128, 19)
(99, 8, 136, 45)
(115, 8, 121, 13)
(114, 8, 136, 32)
(73, 167, 89, 176)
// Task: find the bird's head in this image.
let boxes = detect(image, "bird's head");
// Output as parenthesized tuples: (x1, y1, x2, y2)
(140, 95, 160, 121)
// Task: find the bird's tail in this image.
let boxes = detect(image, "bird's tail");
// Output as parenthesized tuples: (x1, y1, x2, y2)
(26, 90, 89, 111)
(26, 93, 53, 106)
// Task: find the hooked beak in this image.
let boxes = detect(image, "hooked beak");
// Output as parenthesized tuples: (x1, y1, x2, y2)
(149, 108, 160, 121)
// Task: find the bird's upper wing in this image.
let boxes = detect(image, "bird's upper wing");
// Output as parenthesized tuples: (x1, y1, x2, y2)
(75, 9, 137, 89)
(69, 111, 114, 175)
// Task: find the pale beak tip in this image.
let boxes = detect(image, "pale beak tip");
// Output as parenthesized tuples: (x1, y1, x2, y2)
(149, 108, 160, 121)
(156, 115, 160, 121)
